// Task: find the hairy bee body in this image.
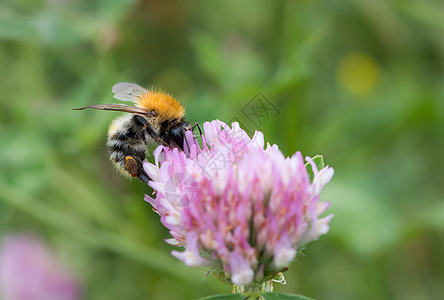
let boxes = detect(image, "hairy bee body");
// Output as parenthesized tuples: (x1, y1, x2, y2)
(75, 82, 195, 184)
(107, 114, 151, 182)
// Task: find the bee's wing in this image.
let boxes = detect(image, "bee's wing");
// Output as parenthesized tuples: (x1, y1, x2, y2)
(73, 103, 150, 114)
(112, 82, 147, 102)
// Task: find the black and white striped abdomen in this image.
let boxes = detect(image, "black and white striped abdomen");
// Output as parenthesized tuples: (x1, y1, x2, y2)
(106, 114, 150, 175)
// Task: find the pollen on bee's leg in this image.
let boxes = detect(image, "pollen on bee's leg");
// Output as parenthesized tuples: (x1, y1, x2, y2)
(125, 156, 139, 177)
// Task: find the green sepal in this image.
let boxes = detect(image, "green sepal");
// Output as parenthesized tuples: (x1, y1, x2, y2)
(305, 155, 325, 182)
(260, 292, 314, 300)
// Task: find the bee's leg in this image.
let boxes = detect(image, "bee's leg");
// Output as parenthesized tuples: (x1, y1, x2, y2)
(125, 156, 151, 185)
(137, 171, 151, 185)
(125, 156, 139, 177)
(144, 124, 169, 147)
(133, 115, 162, 144)
(135, 115, 168, 146)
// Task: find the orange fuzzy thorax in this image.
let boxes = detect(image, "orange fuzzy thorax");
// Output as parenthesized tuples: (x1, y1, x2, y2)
(136, 90, 185, 120)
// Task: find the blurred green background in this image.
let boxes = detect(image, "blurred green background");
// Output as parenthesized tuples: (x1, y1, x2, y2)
(1, 0, 443, 299)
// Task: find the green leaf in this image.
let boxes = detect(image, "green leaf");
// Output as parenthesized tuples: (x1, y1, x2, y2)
(305, 155, 325, 182)
(197, 292, 314, 300)
(260, 292, 314, 300)
(198, 294, 246, 300)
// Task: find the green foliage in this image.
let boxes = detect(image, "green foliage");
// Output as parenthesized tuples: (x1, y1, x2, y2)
(1, 0, 443, 299)
(261, 293, 313, 300)
(198, 292, 312, 300)
(198, 294, 246, 300)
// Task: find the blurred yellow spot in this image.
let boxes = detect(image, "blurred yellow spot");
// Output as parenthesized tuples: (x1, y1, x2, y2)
(337, 53, 380, 96)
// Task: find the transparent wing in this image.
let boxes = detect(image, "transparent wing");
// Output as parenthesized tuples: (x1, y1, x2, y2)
(73, 103, 150, 114)
(112, 82, 147, 102)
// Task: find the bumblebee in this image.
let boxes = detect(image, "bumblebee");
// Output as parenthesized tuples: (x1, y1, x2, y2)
(75, 82, 198, 184)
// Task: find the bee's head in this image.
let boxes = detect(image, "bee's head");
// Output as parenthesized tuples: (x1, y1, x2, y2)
(169, 124, 188, 150)
(154, 120, 188, 150)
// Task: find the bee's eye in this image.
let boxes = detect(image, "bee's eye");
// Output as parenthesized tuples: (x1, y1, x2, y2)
(170, 126, 185, 150)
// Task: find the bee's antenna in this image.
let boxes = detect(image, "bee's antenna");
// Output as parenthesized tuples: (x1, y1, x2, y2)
(184, 122, 203, 154)
(191, 122, 203, 137)
(183, 132, 192, 154)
